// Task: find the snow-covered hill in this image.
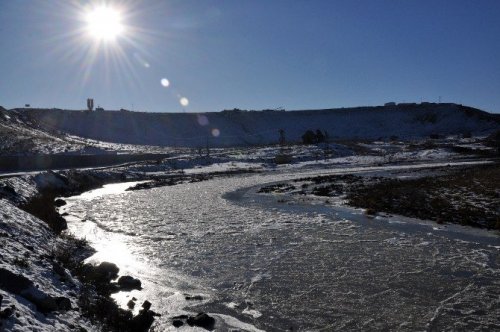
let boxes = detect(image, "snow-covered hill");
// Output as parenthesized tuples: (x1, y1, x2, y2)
(12, 103, 499, 148)
(0, 108, 172, 156)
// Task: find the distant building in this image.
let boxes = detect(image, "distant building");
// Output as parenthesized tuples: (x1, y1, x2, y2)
(86, 98, 94, 112)
(384, 102, 396, 106)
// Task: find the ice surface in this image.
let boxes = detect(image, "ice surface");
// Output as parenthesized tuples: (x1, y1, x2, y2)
(64, 167, 500, 331)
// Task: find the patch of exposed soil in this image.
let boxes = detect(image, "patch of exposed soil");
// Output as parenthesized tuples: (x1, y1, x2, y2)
(258, 164, 500, 229)
(347, 164, 500, 229)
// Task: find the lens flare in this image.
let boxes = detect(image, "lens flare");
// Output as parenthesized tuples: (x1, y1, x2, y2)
(133, 52, 150, 68)
(160, 78, 170, 87)
(180, 97, 189, 107)
(211, 128, 220, 137)
(197, 114, 209, 126)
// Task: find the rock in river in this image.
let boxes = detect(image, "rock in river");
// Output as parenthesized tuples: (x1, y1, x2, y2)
(118, 275, 142, 291)
(187, 312, 215, 330)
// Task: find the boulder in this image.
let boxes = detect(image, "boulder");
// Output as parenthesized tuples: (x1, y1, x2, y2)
(173, 320, 184, 328)
(0, 268, 33, 293)
(55, 297, 72, 311)
(20, 288, 71, 313)
(141, 300, 151, 311)
(131, 311, 155, 332)
(33, 296, 58, 313)
(129, 301, 159, 332)
(53, 216, 68, 233)
(95, 262, 119, 281)
(54, 198, 67, 207)
(187, 312, 215, 330)
(78, 262, 120, 294)
(117, 276, 142, 291)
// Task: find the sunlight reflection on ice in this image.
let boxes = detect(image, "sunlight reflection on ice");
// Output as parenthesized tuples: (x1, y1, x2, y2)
(84, 224, 140, 270)
(70, 181, 147, 200)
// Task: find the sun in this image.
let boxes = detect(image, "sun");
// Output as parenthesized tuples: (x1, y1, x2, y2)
(85, 5, 124, 41)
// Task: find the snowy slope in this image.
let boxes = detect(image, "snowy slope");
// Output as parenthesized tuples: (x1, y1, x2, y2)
(0, 108, 173, 156)
(17, 103, 500, 148)
(0, 197, 94, 331)
(0, 108, 79, 155)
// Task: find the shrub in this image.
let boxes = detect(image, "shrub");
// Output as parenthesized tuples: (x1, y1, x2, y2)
(13, 257, 30, 268)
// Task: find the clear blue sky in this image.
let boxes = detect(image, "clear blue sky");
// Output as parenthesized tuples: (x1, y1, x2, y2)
(1, 0, 499, 113)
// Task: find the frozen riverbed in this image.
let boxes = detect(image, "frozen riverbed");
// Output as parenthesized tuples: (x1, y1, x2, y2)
(63, 165, 500, 331)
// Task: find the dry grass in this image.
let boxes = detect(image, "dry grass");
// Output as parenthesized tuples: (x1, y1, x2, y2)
(347, 164, 500, 229)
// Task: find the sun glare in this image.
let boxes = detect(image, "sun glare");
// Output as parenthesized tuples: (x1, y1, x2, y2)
(85, 5, 124, 41)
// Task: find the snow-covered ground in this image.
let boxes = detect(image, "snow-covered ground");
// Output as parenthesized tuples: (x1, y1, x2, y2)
(0, 199, 95, 331)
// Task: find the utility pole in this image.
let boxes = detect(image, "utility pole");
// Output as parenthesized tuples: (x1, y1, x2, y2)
(324, 130, 332, 161)
(278, 129, 286, 147)
(274, 129, 292, 164)
(205, 136, 210, 157)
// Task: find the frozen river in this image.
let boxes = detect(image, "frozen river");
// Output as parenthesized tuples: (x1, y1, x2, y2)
(63, 166, 500, 331)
